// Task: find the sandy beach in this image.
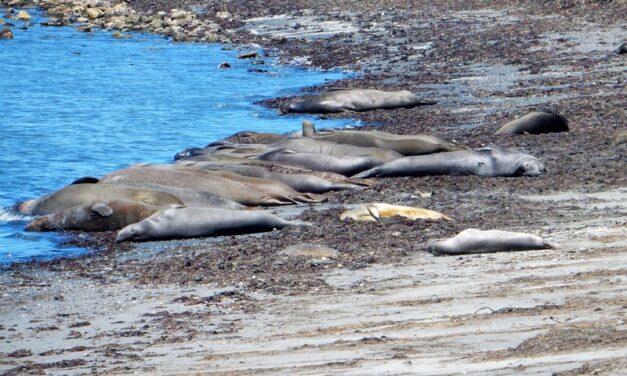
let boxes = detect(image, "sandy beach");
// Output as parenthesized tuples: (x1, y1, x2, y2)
(1, 0, 625, 374)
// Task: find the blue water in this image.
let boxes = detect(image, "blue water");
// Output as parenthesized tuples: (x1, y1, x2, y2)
(0, 9, 352, 264)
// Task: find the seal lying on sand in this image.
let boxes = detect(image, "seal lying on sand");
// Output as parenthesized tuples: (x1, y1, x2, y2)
(116, 183, 243, 210)
(179, 162, 363, 193)
(495, 111, 569, 135)
(302, 121, 463, 155)
(353, 147, 546, 178)
(259, 149, 383, 176)
(430, 229, 554, 255)
(25, 199, 160, 232)
(115, 206, 309, 242)
(286, 88, 435, 113)
(340, 203, 452, 222)
(274, 137, 403, 163)
(16, 184, 184, 215)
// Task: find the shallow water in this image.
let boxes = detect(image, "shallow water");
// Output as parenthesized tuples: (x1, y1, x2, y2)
(0, 9, 352, 264)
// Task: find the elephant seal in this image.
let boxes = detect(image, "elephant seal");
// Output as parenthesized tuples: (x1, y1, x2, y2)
(353, 147, 546, 178)
(70, 176, 100, 185)
(25, 199, 160, 232)
(115, 206, 310, 242)
(273, 137, 403, 163)
(221, 131, 290, 145)
(115, 183, 243, 210)
(495, 111, 569, 135)
(286, 89, 435, 114)
(258, 149, 383, 176)
(100, 165, 303, 206)
(430, 229, 554, 255)
(16, 184, 184, 215)
(302, 121, 464, 155)
(178, 162, 363, 193)
(339, 203, 452, 222)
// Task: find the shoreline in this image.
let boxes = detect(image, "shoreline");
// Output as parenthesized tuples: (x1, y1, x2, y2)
(1, 0, 626, 374)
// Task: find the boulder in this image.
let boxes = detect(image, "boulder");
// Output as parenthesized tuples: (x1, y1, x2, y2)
(0, 28, 13, 39)
(85, 8, 102, 20)
(16, 10, 31, 21)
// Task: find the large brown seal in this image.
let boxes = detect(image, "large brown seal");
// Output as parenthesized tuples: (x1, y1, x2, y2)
(25, 199, 160, 232)
(115, 206, 310, 242)
(258, 149, 383, 176)
(273, 137, 403, 163)
(430, 229, 554, 255)
(286, 89, 435, 114)
(495, 111, 569, 135)
(16, 184, 184, 215)
(99, 165, 306, 206)
(302, 121, 463, 155)
(353, 147, 546, 178)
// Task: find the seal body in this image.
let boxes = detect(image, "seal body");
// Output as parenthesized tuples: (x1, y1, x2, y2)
(25, 199, 160, 232)
(221, 131, 290, 144)
(17, 184, 184, 215)
(302, 121, 463, 155)
(495, 111, 569, 135)
(259, 149, 382, 176)
(286, 89, 434, 113)
(116, 182, 243, 210)
(274, 137, 403, 163)
(430, 229, 554, 255)
(340, 203, 452, 222)
(353, 147, 546, 178)
(115, 207, 308, 242)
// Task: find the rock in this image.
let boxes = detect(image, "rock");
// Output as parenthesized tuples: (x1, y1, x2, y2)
(218, 62, 231, 69)
(216, 11, 232, 19)
(612, 130, 627, 145)
(618, 42, 627, 54)
(171, 10, 189, 20)
(16, 10, 30, 21)
(106, 16, 127, 30)
(86, 8, 102, 20)
(0, 28, 13, 39)
(112, 31, 129, 39)
(238, 51, 258, 59)
(0, 19, 4, 25)
(77, 24, 92, 32)
(279, 244, 340, 260)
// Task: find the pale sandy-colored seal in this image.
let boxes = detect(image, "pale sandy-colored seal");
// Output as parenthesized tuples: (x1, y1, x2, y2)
(353, 147, 546, 178)
(286, 88, 435, 114)
(339, 203, 452, 222)
(25, 199, 160, 232)
(115, 206, 309, 242)
(302, 121, 464, 155)
(430, 229, 555, 255)
(495, 111, 569, 135)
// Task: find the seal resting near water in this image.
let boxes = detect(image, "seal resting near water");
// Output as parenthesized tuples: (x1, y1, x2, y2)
(259, 149, 383, 176)
(302, 121, 463, 155)
(16, 184, 184, 215)
(25, 199, 160, 232)
(352, 147, 546, 178)
(495, 111, 569, 135)
(115, 206, 310, 242)
(286, 88, 435, 113)
(429, 229, 555, 255)
(274, 137, 403, 163)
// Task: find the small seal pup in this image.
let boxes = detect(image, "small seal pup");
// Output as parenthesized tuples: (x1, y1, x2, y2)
(429, 229, 555, 255)
(302, 121, 464, 155)
(495, 111, 569, 135)
(286, 88, 435, 113)
(340, 203, 452, 222)
(115, 206, 310, 242)
(25, 199, 160, 232)
(353, 147, 546, 178)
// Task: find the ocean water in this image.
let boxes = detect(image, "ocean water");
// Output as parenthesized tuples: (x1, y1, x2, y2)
(0, 10, 352, 264)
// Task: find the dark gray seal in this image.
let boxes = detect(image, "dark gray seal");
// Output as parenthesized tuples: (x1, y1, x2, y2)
(25, 199, 160, 232)
(259, 149, 383, 176)
(302, 121, 464, 155)
(429, 229, 554, 255)
(115, 206, 309, 242)
(286, 89, 435, 113)
(495, 111, 569, 135)
(273, 137, 403, 163)
(353, 147, 546, 178)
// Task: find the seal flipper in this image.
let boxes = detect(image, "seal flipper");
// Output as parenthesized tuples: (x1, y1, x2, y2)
(302, 120, 317, 137)
(366, 205, 381, 221)
(92, 203, 113, 217)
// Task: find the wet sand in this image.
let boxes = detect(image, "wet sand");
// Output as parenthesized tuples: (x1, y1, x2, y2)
(1, 0, 626, 374)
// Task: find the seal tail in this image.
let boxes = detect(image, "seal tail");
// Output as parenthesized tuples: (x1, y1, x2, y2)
(351, 167, 381, 179)
(286, 220, 313, 227)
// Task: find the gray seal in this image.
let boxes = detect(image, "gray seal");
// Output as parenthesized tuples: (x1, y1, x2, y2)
(273, 137, 403, 163)
(115, 206, 310, 242)
(286, 89, 435, 114)
(302, 121, 464, 155)
(429, 229, 555, 255)
(259, 149, 383, 176)
(495, 111, 569, 135)
(25, 199, 160, 232)
(352, 147, 546, 178)
(16, 184, 184, 215)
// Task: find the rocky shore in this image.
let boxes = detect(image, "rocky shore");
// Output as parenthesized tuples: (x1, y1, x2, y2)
(1, 0, 626, 375)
